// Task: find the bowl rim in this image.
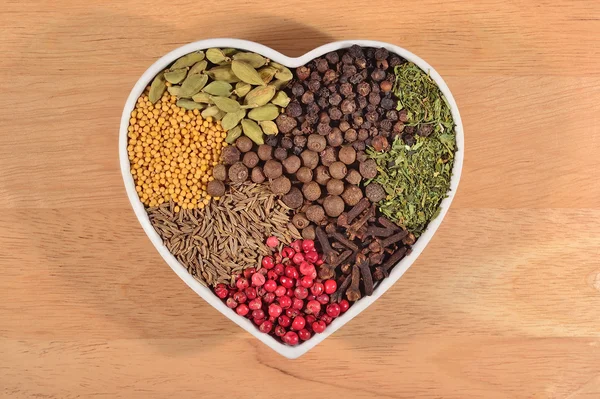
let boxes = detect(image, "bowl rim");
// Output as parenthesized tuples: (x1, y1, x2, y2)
(119, 38, 464, 359)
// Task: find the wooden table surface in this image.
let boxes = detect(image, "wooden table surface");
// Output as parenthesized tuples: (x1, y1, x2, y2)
(1, 0, 599, 398)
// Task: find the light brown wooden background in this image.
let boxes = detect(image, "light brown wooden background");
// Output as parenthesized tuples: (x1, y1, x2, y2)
(1, 0, 599, 398)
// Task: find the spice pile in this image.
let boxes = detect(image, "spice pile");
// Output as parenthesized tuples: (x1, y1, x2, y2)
(128, 45, 456, 345)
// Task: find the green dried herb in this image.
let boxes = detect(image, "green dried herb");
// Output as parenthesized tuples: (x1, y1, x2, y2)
(366, 62, 457, 236)
(393, 62, 453, 134)
(367, 134, 455, 236)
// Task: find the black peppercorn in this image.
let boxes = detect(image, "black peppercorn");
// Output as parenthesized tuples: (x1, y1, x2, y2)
(293, 135, 307, 149)
(323, 69, 337, 85)
(285, 101, 303, 118)
(342, 64, 357, 77)
(341, 53, 353, 64)
(374, 47, 389, 61)
(380, 119, 393, 131)
(307, 103, 320, 115)
(354, 57, 367, 69)
(356, 150, 368, 163)
(381, 98, 395, 110)
(264, 134, 279, 147)
(328, 107, 342, 121)
(316, 123, 332, 135)
(329, 93, 342, 106)
(301, 91, 314, 104)
(280, 135, 293, 149)
(368, 92, 381, 106)
(348, 44, 364, 58)
(398, 109, 409, 123)
(353, 115, 364, 127)
(318, 87, 330, 99)
(358, 129, 369, 142)
(310, 71, 321, 81)
(356, 81, 370, 96)
(340, 83, 353, 97)
(393, 121, 405, 135)
(317, 96, 329, 109)
(291, 83, 305, 97)
(339, 75, 348, 84)
(417, 124, 434, 137)
(357, 96, 368, 110)
(389, 55, 403, 67)
(386, 110, 398, 121)
(340, 99, 356, 115)
(307, 79, 321, 93)
(349, 73, 364, 85)
(366, 104, 377, 113)
(366, 110, 378, 123)
(292, 145, 304, 156)
(380, 80, 393, 93)
(403, 134, 416, 146)
(316, 58, 329, 73)
(353, 141, 366, 151)
(325, 51, 339, 64)
(296, 66, 311, 80)
(327, 83, 337, 93)
(318, 112, 330, 125)
(305, 113, 319, 125)
(275, 114, 298, 134)
(274, 147, 288, 161)
(371, 69, 386, 81)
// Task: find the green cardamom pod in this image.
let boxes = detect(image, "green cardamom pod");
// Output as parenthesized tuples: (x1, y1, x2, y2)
(232, 52, 269, 68)
(211, 96, 241, 113)
(234, 82, 251, 97)
(271, 79, 289, 90)
(176, 99, 206, 110)
(191, 92, 213, 103)
(205, 65, 240, 83)
(179, 73, 209, 98)
(271, 91, 290, 107)
(206, 48, 231, 65)
(231, 60, 265, 86)
(167, 85, 181, 96)
(201, 81, 233, 96)
(244, 85, 276, 107)
(248, 104, 279, 121)
(225, 125, 243, 144)
(221, 109, 246, 131)
(222, 48, 238, 57)
(259, 120, 278, 135)
(164, 68, 188, 84)
(258, 66, 278, 84)
(270, 62, 293, 82)
(214, 110, 226, 121)
(201, 106, 221, 118)
(170, 51, 205, 70)
(149, 72, 167, 104)
(241, 119, 264, 145)
(189, 60, 208, 75)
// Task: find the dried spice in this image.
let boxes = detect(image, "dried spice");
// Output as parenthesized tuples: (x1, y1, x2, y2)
(366, 134, 455, 235)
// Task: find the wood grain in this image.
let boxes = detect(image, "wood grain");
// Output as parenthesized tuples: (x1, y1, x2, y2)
(1, 0, 599, 398)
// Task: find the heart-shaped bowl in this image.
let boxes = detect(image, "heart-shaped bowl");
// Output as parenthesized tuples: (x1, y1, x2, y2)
(119, 39, 464, 359)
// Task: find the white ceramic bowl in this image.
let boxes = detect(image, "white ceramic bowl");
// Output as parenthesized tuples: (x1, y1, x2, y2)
(119, 39, 464, 359)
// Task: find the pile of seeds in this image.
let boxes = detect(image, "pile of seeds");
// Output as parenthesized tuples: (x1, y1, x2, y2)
(147, 182, 300, 286)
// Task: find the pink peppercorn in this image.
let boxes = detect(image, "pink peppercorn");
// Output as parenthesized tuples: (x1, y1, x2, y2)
(214, 285, 228, 299)
(274, 325, 286, 337)
(300, 275, 314, 288)
(286, 288, 294, 297)
(280, 276, 294, 288)
(284, 265, 299, 279)
(299, 262, 316, 277)
(261, 256, 274, 269)
(254, 317, 265, 326)
(292, 252, 305, 265)
(304, 250, 319, 263)
(266, 236, 279, 248)
(283, 331, 299, 346)
(326, 303, 341, 318)
(321, 314, 333, 325)
(273, 263, 285, 276)
(298, 329, 311, 341)
(278, 315, 291, 327)
(274, 286, 286, 297)
(252, 309, 265, 320)
(305, 314, 316, 325)
(310, 282, 324, 296)
(290, 240, 303, 253)
(251, 273, 266, 287)
(236, 278, 249, 290)
(312, 320, 326, 333)
(245, 286, 257, 299)
(292, 297, 304, 310)
(286, 308, 300, 318)
(233, 291, 247, 304)
(281, 247, 295, 259)
(316, 294, 329, 305)
(305, 300, 321, 315)
(243, 267, 256, 279)
(339, 299, 350, 313)
(259, 320, 273, 333)
(278, 295, 292, 309)
(236, 304, 249, 316)
(324, 279, 337, 294)
(264, 279, 277, 292)
(294, 286, 309, 300)
(248, 298, 262, 310)
(267, 270, 278, 281)
(301, 239, 315, 252)
(226, 298, 238, 309)
(291, 315, 306, 331)
(268, 303, 283, 318)
(263, 292, 276, 304)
